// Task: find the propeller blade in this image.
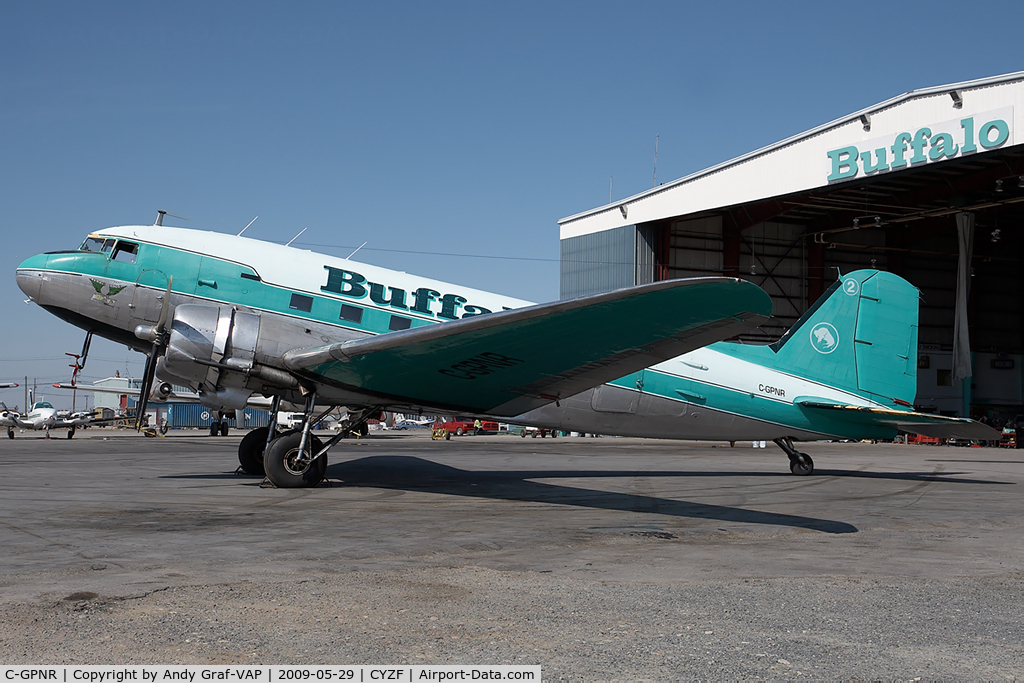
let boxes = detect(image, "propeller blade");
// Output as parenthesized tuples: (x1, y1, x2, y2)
(156, 276, 173, 332)
(135, 352, 158, 431)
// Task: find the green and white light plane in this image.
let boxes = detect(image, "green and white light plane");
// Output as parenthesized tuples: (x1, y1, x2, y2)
(16, 223, 995, 487)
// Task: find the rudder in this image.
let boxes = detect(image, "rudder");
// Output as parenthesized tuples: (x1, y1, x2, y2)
(771, 270, 919, 406)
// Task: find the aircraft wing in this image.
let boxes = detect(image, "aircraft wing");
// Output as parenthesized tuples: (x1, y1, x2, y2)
(53, 414, 123, 428)
(283, 277, 772, 416)
(794, 398, 1000, 440)
(52, 382, 201, 401)
(52, 383, 274, 409)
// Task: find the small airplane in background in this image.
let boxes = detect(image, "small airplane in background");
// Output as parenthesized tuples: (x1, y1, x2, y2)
(16, 220, 996, 486)
(1, 402, 21, 438)
(0, 383, 19, 389)
(4, 399, 111, 439)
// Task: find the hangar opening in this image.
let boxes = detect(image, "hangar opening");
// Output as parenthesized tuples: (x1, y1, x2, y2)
(559, 72, 1024, 419)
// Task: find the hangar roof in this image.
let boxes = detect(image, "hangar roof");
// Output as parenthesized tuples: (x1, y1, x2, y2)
(560, 71, 1024, 240)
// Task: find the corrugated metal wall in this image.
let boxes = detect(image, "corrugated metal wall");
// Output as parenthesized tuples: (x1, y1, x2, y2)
(560, 224, 656, 299)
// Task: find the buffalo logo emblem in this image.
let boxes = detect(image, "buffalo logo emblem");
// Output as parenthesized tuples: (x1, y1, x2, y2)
(809, 322, 839, 354)
(90, 279, 127, 306)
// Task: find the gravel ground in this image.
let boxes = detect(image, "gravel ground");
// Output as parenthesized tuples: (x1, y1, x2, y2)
(2, 567, 1022, 679)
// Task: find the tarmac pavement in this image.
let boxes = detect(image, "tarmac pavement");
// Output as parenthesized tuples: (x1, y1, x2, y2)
(0, 430, 1021, 678)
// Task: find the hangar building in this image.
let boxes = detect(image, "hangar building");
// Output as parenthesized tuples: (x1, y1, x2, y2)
(559, 72, 1024, 419)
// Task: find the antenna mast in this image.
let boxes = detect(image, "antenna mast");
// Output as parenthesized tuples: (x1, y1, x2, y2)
(237, 216, 258, 237)
(653, 134, 659, 187)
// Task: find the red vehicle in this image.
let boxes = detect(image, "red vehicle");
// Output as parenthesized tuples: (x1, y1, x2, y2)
(437, 417, 498, 436)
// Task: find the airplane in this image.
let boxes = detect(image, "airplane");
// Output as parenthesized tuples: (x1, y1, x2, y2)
(0, 383, 19, 389)
(4, 399, 108, 439)
(1, 402, 20, 438)
(15, 221, 996, 486)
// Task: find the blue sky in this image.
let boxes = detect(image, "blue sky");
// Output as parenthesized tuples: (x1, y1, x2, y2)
(2, 0, 1023, 407)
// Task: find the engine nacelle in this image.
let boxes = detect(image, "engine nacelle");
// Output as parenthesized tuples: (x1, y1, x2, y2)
(149, 381, 174, 402)
(162, 304, 261, 409)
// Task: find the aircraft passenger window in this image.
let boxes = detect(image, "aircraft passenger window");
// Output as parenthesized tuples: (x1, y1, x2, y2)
(340, 304, 363, 324)
(111, 241, 138, 263)
(81, 237, 114, 253)
(289, 293, 313, 313)
(389, 315, 411, 331)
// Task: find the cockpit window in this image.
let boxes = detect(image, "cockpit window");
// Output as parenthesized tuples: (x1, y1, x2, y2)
(80, 237, 115, 253)
(111, 241, 138, 263)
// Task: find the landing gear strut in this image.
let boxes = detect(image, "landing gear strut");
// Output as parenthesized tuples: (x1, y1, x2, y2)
(774, 437, 814, 476)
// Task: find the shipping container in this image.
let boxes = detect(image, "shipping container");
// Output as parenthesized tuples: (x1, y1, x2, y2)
(163, 402, 270, 429)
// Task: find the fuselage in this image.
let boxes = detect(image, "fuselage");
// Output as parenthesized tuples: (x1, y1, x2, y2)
(17, 225, 898, 441)
(16, 401, 57, 430)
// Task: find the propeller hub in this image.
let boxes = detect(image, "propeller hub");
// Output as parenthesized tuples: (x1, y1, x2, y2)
(134, 324, 159, 342)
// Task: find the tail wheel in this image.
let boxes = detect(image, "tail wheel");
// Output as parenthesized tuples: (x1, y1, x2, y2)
(790, 453, 814, 476)
(263, 430, 327, 488)
(238, 427, 269, 475)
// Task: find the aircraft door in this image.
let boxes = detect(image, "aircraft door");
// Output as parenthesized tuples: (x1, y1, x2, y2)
(131, 269, 169, 322)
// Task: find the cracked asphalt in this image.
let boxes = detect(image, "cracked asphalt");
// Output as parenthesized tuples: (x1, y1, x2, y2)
(0, 431, 1022, 678)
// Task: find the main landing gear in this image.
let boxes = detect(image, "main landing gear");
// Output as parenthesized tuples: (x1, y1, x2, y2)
(210, 414, 230, 436)
(774, 437, 814, 476)
(236, 394, 379, 488)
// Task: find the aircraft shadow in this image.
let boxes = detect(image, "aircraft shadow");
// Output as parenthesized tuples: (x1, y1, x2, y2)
(325, 456, 858, 534)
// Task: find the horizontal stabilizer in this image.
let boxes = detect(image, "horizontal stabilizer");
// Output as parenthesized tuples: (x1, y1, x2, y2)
(794, 397, 1000, 440)
(283, 277, 773, 415)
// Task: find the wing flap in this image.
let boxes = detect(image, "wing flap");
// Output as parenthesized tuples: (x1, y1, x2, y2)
(284, 277, 772, 415)
(794, 396, 999, 440)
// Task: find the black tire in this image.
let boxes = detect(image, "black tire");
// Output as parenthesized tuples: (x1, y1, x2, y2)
(551, 431, 558, 438)
(220, 421, 229, 437)
(7, 427, 14, 440)
(159, 420, 169, 435)
(263, 430, 327, 488)
(790, 453, 814, 476)
(456, 427, 464, 436)
(67, 427, 75, 439)
(238, 427, 269, 476)
(210, 421, 219, 437)
(520, 431, 527, 438)
(445, 431, 451, 440)
(531, 432, 537, 438)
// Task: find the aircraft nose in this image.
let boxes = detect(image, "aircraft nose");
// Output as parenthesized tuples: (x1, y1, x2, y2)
(16, 254, 48, 301)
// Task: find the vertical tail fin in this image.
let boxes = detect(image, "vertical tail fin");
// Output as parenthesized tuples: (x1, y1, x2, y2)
(771, 270, 919, 406)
